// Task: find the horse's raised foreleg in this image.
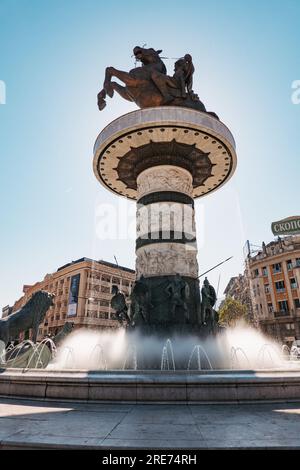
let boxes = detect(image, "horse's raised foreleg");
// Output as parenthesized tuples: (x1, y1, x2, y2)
(98, 82, 133, 111)
(103, 67, 115, 98)
(104, 67, 139, 95)
(97, 88, 107, 110)
(111, 82, 134, 102)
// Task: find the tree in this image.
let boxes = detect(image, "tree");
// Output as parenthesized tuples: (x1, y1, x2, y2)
(218, 296, 248, 327)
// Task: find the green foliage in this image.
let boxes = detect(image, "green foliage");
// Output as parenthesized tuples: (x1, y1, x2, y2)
(218, 296, 248, 327)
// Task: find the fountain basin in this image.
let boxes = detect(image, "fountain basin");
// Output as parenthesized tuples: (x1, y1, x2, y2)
(1, 368, 300, 403)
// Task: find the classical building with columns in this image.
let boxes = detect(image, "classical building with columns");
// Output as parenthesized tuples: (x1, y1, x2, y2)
(4, 258, 135, 340)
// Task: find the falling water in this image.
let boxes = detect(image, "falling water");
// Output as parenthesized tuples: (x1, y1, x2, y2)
(230, 346, 251, 369)
(122, 344, 137, 370)
(161, 339, 176, 371)
(187, 344, 213, 370)
(257, 344, 284, 368)
(89, 343, 107, 370)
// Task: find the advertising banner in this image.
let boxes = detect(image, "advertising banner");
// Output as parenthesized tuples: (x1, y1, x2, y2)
(67, 273, 80, 317)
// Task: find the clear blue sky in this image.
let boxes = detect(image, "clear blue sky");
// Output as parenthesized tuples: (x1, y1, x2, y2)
(0, 0, 299, 309)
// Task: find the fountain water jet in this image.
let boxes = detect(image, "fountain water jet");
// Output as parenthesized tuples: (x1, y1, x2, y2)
(187, 345, 213, 371)
(161, 339, 176, 371)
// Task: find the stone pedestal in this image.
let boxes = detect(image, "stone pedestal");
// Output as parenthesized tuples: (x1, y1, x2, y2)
(93, 107, 237, 335)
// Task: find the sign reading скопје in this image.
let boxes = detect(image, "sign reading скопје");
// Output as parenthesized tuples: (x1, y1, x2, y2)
(271, 216, 300, 236)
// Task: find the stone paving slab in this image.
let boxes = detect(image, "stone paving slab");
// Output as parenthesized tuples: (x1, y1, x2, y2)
(1, 398, 300, 449)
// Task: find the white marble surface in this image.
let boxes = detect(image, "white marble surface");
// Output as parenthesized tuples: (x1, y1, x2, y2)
(136, 242, 198, 278)
(137, 165, 193, 199)
(137, 202, 195, 239)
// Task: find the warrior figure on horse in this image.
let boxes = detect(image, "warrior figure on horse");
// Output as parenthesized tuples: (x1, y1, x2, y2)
(97, 46, 217, 117)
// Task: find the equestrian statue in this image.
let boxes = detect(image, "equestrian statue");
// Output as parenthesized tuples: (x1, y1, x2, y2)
(97, 46, 218, 118)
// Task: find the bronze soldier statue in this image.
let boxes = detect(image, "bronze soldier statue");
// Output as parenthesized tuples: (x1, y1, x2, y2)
(130, 275, 153, 325)
(165, 274, 190, 323)
(201, 277, 218, 333)
(151, 54, 195, 104)
(110, 285, 131, 325)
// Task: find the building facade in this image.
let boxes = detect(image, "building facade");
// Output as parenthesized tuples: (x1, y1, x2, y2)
(223, 236, 300, 345)
(4, 258, 135, 341)
(246, 236, 300, 345)
(223, 273, 254, 323)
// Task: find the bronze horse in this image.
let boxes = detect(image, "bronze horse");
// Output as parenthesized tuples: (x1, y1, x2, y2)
(98, 46, 214, 115)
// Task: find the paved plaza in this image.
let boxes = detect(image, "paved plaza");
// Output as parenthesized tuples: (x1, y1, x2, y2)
(1, 398, 300, 449)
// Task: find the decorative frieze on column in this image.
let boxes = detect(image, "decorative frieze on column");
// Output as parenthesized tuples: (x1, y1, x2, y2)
(136, 164, 198, 289)
(136, 243, 198, 279)
(137, 165, 193, 199)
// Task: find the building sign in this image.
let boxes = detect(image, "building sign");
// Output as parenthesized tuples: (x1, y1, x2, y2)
(67, 273, 80, 317)
(271, 216, 300, 236)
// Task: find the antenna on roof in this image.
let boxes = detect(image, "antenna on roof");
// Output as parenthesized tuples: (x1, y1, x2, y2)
(114, 255, 119, 267)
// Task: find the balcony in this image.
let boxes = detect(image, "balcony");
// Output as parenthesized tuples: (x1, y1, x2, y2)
(274, 310, 290, 318)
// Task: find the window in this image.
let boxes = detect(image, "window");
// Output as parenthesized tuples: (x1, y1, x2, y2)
(294, 299, 300, 309)
(275, 280, 285, 292)
(268, 303, 273, 313)
(287, 260, 293, 270)
(278, 300, 289, 312)
(262, 267, 268, 276)
(290, 278, 298, 289)
(296, 258, 300, 267)
(253, 269, 259, 277)
(99, 312, 109, 319)
(273, 263, 282, 274)
(101, 286, 110, 294)
(265, 284, 270, 293)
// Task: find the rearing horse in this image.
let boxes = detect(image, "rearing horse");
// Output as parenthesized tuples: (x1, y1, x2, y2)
(98, 46, 168, 110)
(97, 45, 212, 114)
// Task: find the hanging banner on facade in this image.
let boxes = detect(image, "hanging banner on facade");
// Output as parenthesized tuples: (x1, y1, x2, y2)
(271, 216, 300, 236)
(67, 273, 81, 317)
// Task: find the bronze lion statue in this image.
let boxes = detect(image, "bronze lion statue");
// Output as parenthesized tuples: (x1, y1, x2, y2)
(0, 290, 54, 345)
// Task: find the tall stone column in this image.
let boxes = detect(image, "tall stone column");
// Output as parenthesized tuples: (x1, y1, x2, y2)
(93, 107, 237, 335)
(134, 164, 200, 333)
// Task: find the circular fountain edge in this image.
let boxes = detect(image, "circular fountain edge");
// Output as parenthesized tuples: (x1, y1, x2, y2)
(1, 368, 300, 403)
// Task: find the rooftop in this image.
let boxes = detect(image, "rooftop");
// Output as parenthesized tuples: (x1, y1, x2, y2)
(248, 235, 300, 264)
(56, 257, 135, 274)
